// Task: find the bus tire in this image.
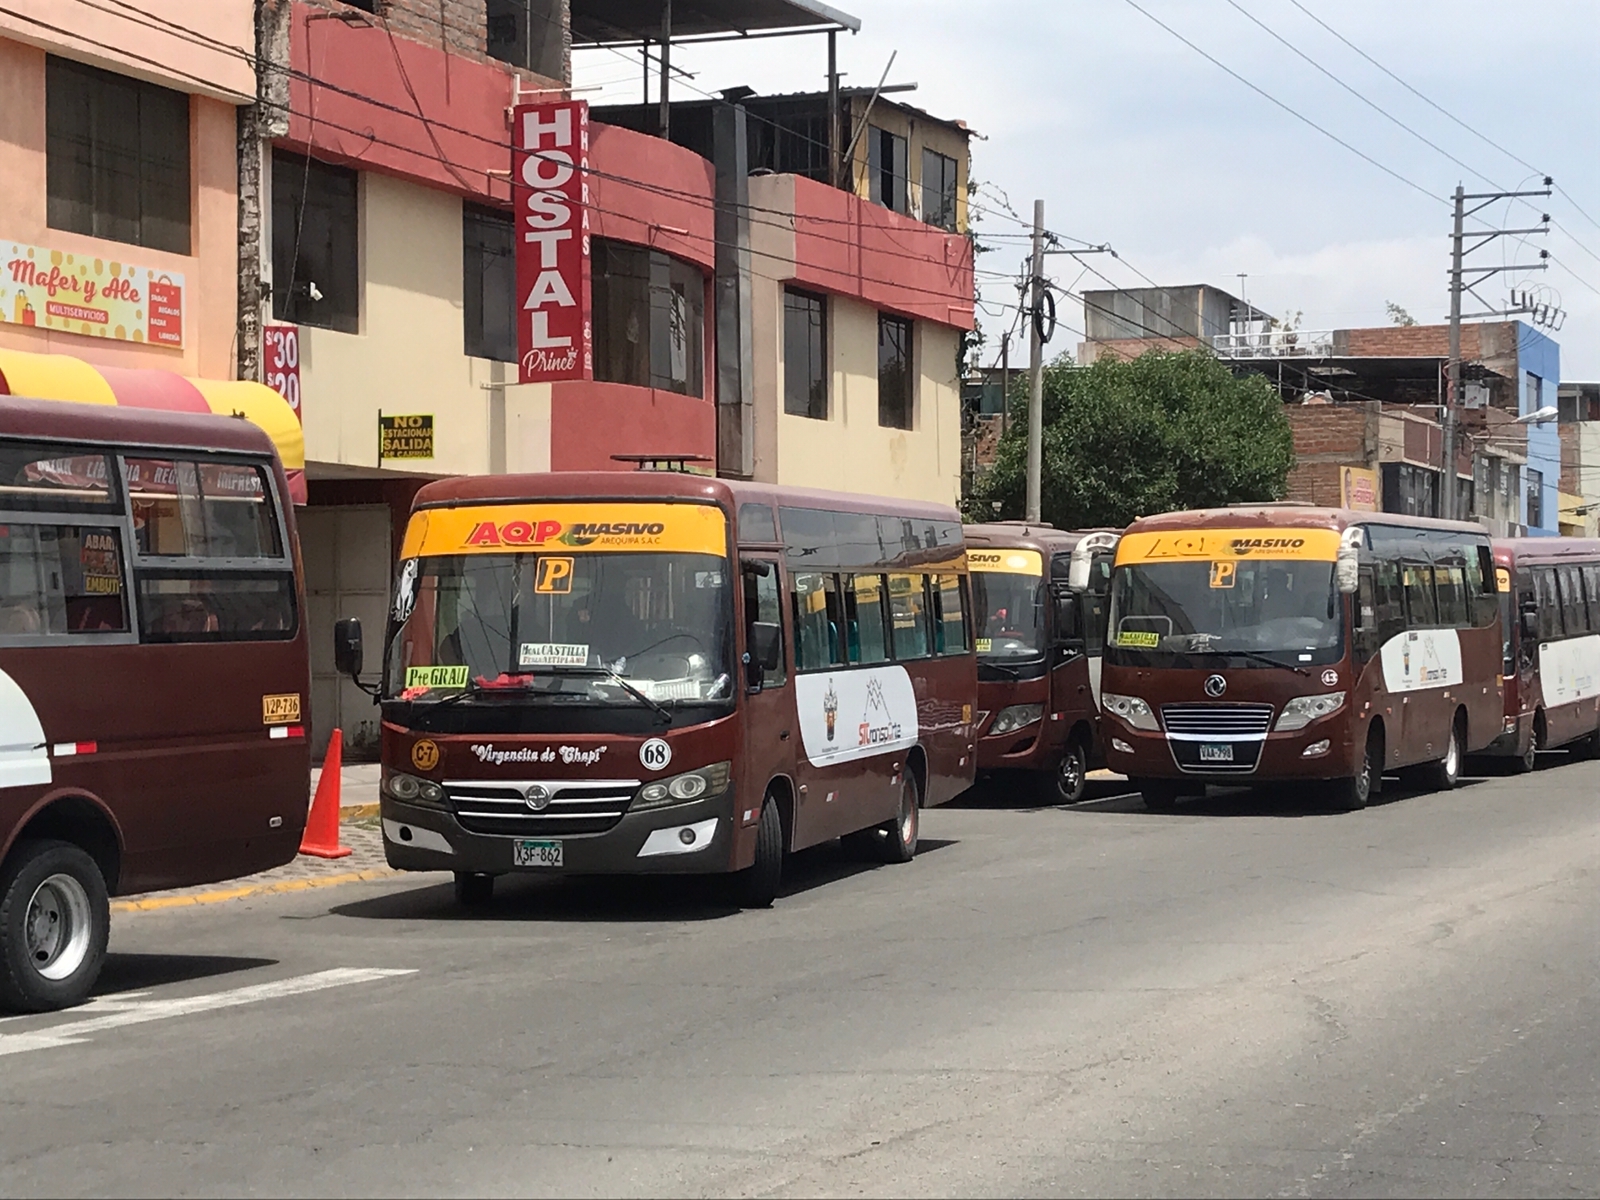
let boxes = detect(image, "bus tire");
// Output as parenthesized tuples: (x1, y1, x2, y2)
(879, 770, 921, 864)
(1039, 739, 1089, 806)
(1512, 726, 1538, 774)
(0, 839, 110, 1013)
(1330, 728, 1379, 811)
(1426, 715, 1465, 792)
(733, 796, 784, 909)
(1135, 779, 1180, 812)
(453, 872, 495, 907)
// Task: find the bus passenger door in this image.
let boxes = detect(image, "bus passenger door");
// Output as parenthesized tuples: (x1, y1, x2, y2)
(740, 558, 796, 841)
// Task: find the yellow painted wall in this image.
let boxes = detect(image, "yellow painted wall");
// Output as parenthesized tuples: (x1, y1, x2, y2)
(774, 292, 961, 507)
(296, 170, 509, 477)
(0, 36, 242, 380)
(845, 96, 970, 234)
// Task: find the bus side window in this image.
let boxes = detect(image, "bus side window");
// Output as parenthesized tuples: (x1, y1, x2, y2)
(1434, 560, 1469, 629)
(1535, 568, 1563, 642)
(1558, 566, 1589, 635)
(1467, 543, 1497, 627)
(887, 572, 931, 659)
(791, 571, 845, 671)
(1401, 561, 1436, 628)
(1374, 559, 1404, 645)
(932, 573, 969, 655)
(1081, 590, 1108, 656)
(743, 562, 786, 688)
(1585, 564, 1600, 633)
(0, 524, 130, 638)
(846, 573, 890, 664)
(1353, 567, 1378, 663)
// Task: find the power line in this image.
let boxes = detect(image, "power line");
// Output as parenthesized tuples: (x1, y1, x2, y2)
(1117, 0, 1444, 206)
(1223, 0, 1498, 189)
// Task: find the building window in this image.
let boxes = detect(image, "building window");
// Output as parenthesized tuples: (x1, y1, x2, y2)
(921, 148, 958, 232)
(487, 0, 565, 80)
(592, 239, 704, 397)
(271, 151, 359, 333)
(1525, 371, 1542, 414)
(46, 55, 190, 255)
(877, 313, 913, 430)
(463, 204, 515, 362)
(867, 126, 908, 215)
(783, 289, 827, 419)
(1526, 467, 1543, 528)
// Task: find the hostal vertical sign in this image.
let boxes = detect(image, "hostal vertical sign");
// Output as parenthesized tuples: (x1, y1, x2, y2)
(514, 101, 590, 383)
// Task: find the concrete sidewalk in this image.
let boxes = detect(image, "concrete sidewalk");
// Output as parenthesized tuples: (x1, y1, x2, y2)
(310, 760, 383, 819)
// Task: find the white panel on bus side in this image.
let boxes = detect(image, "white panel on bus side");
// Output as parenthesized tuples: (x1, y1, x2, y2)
(1539, 634, 1600, 707)
(794, 665, 920, 768)
(1379, 628, 1464, 694)
(0, 668, 50, 789)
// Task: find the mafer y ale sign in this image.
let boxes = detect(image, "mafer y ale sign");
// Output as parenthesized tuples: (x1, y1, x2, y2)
(513, 101, 591, 383)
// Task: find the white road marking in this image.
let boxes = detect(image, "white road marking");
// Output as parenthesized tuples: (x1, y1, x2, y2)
(0, 968, 415, 1057)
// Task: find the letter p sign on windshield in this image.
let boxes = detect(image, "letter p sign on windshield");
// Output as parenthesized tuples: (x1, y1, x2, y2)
(535, 556, 574, 593)
(514, 100, 591, 384)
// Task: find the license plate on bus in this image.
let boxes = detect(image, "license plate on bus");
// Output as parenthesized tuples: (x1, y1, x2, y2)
(1198, 743, 1234, 763)
(514, 839, 563, 868)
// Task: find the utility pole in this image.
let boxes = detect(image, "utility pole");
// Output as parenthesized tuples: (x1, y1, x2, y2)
(1441, 178, 1553, 521)
(1025, 199, 1046, 524)
(999, 330, 1010, 437)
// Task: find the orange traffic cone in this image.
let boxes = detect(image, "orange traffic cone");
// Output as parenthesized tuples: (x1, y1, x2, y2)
(300, 728, 353, 859)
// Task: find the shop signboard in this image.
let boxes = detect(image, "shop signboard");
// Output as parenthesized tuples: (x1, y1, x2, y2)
(263, 324, 301, 422)
(512, 100, 590, 384)
(1, 239, 184, 347)
(1341, 466, 1379, 512)
(379, 414, 434, 460)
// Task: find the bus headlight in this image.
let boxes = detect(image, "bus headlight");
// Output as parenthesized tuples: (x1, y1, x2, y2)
(634, 762, 732, 811)
(383, 771, 445, 806)
(1102, 692, 1158, 732)
(989, 704, 1044, 735)
(1275, 691, 1346, 731)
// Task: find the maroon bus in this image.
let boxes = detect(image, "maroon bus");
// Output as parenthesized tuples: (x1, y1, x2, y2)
(335, 472, 978, 907)
(1478, 538, 1600, 770)
(1101, 507, 1502, 811)
(964, 523, 1119, 802)
(0, 397, 309, 1010)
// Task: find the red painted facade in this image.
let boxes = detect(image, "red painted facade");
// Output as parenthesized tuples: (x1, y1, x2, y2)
(283, 1, 972, 475)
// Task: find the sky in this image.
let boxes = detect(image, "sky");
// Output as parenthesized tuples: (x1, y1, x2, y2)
(572, 0, 1600, 379)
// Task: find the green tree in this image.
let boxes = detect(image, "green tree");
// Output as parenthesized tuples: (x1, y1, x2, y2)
(970, 351, 1294, 528)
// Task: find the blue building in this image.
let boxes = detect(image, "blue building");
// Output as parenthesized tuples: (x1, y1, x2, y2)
(1517, 323, 1562, 536)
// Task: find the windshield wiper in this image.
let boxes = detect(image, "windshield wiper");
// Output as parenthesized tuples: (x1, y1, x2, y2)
(541, 665, 674, 725)
(979, 659, 1021, 678)
(1183, 646, 1313, 677)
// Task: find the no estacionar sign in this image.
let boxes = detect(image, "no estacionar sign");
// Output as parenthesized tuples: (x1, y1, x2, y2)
(379, 414, 434, 460)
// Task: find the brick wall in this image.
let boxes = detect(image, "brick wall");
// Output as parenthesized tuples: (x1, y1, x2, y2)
(302, 0, 568, 76)
(1285, 402, 1379, 508)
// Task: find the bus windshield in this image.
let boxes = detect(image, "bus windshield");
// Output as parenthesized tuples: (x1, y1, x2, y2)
(386, 551, 734, 706)
(971, 569, 1044, 659)
(1108, 558, 1343, 667)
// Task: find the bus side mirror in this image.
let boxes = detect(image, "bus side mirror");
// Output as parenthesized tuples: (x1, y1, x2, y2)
(1519, 598, 1539, 639)
(1054, 592, 1084, 647)
(750, 621, 782, 671)
(334, 617, 364, 680)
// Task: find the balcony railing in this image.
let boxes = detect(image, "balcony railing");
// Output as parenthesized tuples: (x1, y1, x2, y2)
(1213, 329, 1335, 359)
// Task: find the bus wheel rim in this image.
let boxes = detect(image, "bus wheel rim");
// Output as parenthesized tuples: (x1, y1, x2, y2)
(1059, 752, 1083, 798)
(1446, 729, 1460, 777)
(899, 782, 916, 844)
(25, 873, 92, 982)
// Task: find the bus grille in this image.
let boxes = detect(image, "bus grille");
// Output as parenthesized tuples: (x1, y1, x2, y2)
(1160, 703, 1275, 738)
(444, 778, 641, 837)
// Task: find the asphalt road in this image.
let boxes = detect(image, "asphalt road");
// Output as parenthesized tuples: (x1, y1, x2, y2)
(0, 755, 1595, 1199)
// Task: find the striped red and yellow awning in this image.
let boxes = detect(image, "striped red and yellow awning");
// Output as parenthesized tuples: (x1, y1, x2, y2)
(0, 347, 306, 503)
